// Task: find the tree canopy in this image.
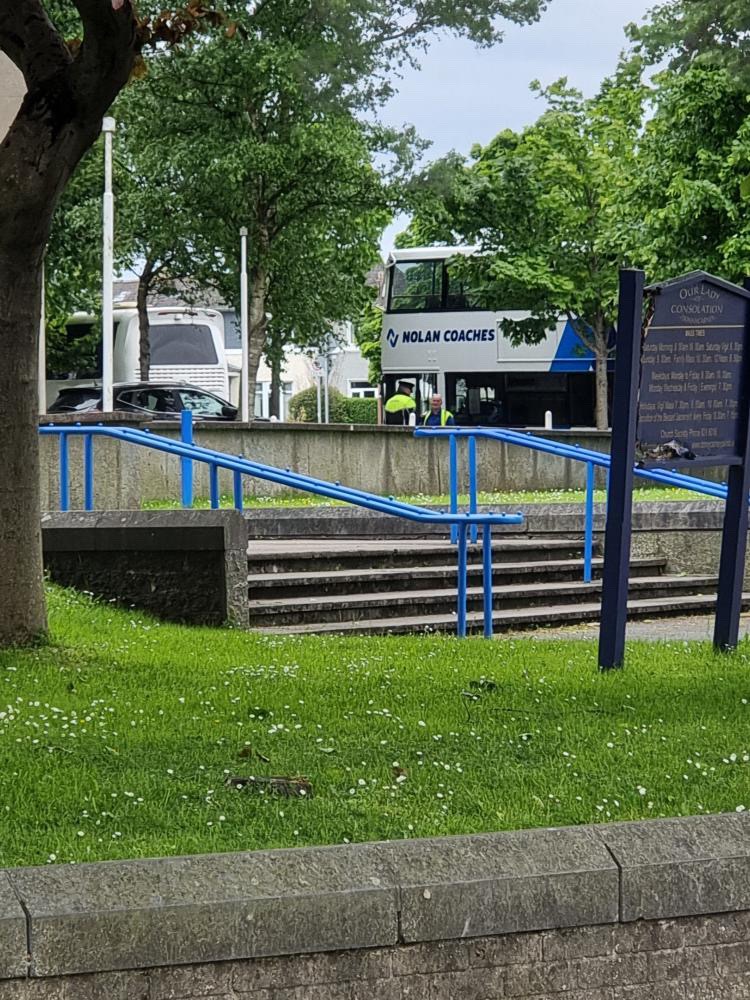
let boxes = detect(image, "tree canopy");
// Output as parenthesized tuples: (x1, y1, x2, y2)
(402, 67, 648, 428)
(628, 0, 750, 83)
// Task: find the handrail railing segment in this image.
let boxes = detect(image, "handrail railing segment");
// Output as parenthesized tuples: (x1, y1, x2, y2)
(416, 425, 731, 584)
(40, 420, 524, 639)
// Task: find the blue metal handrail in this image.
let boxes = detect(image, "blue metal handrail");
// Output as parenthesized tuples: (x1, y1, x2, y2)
(40, 419, 524, 638)
(416, 425, 731, 584)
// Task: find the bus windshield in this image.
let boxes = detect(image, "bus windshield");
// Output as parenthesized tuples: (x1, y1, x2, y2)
(388, 257, 482, 313)
(150, 324, 218, 366)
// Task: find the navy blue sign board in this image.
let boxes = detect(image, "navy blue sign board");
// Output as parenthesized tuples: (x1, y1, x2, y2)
(599, 270, 750, 670)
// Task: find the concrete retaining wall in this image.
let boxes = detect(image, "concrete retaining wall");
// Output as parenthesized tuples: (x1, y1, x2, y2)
(243, 500, 739, 581)
(42, 510, 248, 626)
(0, 814, 749, 997)
(39, 423, 620, 510)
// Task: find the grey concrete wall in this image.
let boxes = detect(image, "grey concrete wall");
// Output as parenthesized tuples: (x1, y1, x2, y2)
(41, 510, 248, 626)
(0, 814, 749, 997)
(39, 423, 620, 509)
(155, 423, 617, 501)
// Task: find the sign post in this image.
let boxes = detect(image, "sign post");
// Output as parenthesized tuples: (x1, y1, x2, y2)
(714, 276, 750, 649)
(598, 269, 645, 671)
(599, 269, 750, 668)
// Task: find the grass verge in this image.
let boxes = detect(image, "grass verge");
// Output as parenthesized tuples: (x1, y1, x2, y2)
(142, 486, 712, 510)
(1, 586, 749, 868)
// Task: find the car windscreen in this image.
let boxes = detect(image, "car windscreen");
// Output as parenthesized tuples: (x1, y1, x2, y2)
(48, 389, 99, 411)
(149, 324, 218, 365)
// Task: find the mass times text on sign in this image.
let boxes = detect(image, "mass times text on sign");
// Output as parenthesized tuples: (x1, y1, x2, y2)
(636, 272, 749, 463)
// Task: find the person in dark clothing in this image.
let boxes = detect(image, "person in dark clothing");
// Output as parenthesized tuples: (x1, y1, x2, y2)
(422, 394, 454, 427)
(384, 380, 416, 425)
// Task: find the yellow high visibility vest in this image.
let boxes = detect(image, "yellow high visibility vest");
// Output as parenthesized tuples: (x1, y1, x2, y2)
(423, 409, 453, 427)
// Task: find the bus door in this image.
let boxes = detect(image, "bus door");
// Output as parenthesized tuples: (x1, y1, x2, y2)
(381, 373, 438, 424)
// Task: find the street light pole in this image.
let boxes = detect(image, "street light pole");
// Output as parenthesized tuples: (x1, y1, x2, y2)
(101, 116, 116, 412)
(239, 226, 250, 423)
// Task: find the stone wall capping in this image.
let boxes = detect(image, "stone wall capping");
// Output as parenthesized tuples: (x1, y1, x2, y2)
(0, 873, 30, 980)
(379, 826, 619, 942)
(1, 815, 750, 985)
(595, 812, 750, 922)
(7, 843, 398, 978)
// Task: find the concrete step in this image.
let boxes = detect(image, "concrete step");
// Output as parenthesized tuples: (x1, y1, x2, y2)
(251, 593, 750, 636)
(247, 556, 668, 598)
(246, 537, 594, 575)
(247, 575, 718, 627)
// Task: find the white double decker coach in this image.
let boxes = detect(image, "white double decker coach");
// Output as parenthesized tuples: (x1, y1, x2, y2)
(381, 246, 599, 428)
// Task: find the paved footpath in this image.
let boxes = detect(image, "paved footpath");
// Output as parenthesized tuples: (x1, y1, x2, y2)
(505, 614, 750, 642)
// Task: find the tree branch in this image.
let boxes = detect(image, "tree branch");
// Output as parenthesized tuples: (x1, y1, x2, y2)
(0, 1, 71, 90)
(69, 0, 139, 119)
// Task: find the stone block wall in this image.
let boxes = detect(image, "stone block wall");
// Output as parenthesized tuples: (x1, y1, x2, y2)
(0, 815, 749, 997)
(41, 510, 248, 626)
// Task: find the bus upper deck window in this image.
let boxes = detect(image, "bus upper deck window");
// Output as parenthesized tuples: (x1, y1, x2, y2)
(446, 267, 481, 311)
(389, 260, 441, 312)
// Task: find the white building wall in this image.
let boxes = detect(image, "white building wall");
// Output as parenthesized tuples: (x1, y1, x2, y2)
(0, 55, 23, 140)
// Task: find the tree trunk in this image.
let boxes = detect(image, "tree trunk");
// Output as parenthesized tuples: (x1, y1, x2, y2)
(0, 249, 47, 644)
(247, 262, 269, 420)
(594, 327, 610, 431)
(137, 259, 156, 381)
(0, 1, 140, 646)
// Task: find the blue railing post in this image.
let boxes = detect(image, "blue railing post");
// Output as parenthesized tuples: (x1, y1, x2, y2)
(59, 432, 69, 512)
(456, 521, 469, 637)
(482, 523, 493, 638)
(584, 461, 595, 583)
(469, 435, 478, 544)
(209, 464, 219, 509)
(180, 410, 194, 508)
(233, 469, 243, 511)
(83, 434, 94, 512)
(449, 433, 459, 544)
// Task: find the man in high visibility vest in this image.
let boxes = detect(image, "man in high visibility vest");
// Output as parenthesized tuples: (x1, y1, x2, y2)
(422, 394, 455, 427)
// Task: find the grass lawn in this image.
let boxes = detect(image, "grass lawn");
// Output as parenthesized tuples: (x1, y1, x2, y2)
(1, 586, 749, 868)
(142, 486, 712, 510)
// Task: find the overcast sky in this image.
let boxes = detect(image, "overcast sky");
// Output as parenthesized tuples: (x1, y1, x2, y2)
(379, 0, 654, 252)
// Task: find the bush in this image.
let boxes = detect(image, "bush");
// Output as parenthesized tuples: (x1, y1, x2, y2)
(288, 387, 378, 424)
(340, 396, 377, 424)
(288, 386, 348, 423)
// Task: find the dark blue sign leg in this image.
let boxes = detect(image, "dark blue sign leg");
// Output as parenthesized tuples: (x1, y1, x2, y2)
(598, 269, 645, 671)
(714, 462, 750, 650)
(714, 278, 750, 651)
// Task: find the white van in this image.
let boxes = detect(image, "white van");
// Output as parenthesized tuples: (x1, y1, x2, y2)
(47, 305, 230, 406)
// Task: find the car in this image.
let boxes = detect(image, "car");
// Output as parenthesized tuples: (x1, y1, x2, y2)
(48, 382, 239, 421)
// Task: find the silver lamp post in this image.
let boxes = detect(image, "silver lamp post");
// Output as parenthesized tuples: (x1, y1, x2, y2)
(101, 116, 116, 412)
(239, 226, 250, 422)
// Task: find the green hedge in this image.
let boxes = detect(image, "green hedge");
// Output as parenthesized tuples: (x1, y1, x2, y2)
(288, 387, 378, 424)
(341, 397, 377, 424)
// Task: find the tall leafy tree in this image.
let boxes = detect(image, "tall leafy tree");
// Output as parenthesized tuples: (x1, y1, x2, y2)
(405, 69, 647, 428)
(624, 64, 750, 283)
(121, 29, 410, 410)
(628, 0, 750, 83)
